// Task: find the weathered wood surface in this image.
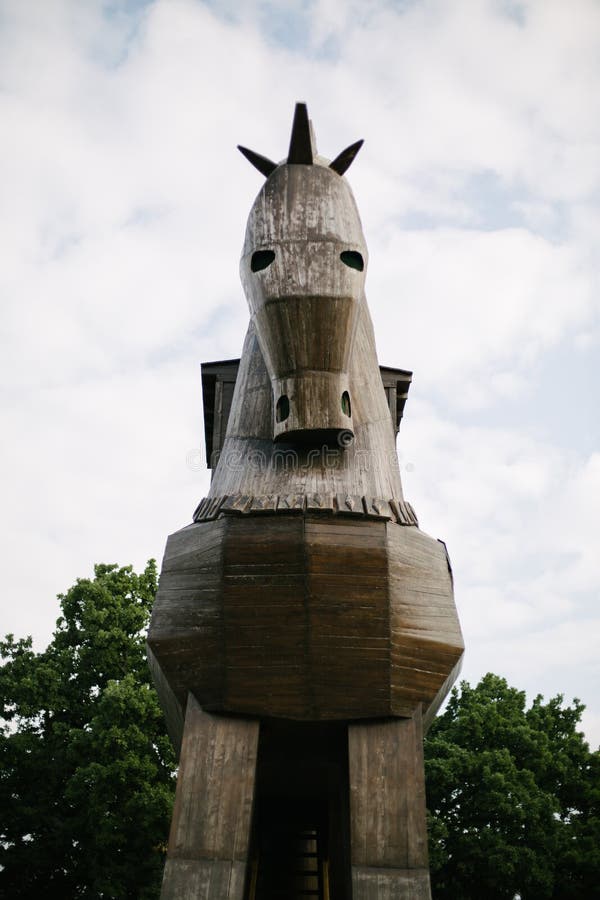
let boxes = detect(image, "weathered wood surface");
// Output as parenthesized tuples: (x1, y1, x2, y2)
(240, 164, 366, 442)
(147, 521, 227, 744)
(222, 515, 308, 718)
(348, 710, 431, 899)
(200, 360, 239, 468)
(192, 493, 419, 525)
(161, 695, 258, 899)
(161, 861, 247, 900)
(201, 360, 412, 471)
(148, 102, 464, 900)
(350, 868, 431, 900)
(147, 643, 186, 756)
(387, 526, 463, 729)
(148, 515, 463, 747)
(208, 310, 404, 501)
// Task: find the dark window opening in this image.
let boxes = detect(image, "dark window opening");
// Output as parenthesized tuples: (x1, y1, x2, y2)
(251, 249, 276, 272)
(340, 250, 364, 271)
(276, 395, 290, 423)
(341, 391, 351, 417)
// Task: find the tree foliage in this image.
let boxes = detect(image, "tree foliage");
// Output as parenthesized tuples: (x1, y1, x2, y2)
(3, 567, 599, 900)
(0, 562, 176, 899)
(425, 673, 600, 899)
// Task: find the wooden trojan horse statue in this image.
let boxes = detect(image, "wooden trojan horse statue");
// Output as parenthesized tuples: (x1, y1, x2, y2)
(148, 103, 464, 900)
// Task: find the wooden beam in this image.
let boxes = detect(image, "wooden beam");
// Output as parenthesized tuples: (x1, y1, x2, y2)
(161, 694, 259, 899)
(348, 709, 431, 899)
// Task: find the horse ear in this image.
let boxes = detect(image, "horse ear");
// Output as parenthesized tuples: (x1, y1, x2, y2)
(287, 102, 315, 164)
(329, 139, 364, 176)
(237, 145, 277, 178)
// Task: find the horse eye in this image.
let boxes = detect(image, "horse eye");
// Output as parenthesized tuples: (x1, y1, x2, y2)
(340, 250, 364, 271)
(251, 250, 275, 272)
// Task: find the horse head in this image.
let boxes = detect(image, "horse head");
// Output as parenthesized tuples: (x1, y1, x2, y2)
(239, 103, 366, 445)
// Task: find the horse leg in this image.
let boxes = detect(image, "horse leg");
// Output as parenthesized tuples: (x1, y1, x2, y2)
(161, 693, 259, 899)
(348, 708, 431, 899)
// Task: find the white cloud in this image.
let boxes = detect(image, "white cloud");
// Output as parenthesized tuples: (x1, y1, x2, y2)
(401, 404, 599, 745)
(370, 227, 595, 405)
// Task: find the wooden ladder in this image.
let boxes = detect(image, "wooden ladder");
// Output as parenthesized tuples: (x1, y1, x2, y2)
(249, 823, 329, 900)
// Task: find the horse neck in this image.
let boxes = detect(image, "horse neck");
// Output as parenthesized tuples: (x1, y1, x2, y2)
(209, 301, 404, 503)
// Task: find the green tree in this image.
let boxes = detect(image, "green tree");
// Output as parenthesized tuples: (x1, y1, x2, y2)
(425, 673, 600, 900)
(0, 562, 176, 899)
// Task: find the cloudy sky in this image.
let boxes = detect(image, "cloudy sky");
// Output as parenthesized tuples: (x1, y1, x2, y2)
(1, 0, 599, 746)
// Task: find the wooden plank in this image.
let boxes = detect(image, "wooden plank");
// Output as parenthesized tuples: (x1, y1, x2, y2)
(162, 695, 258, 899)
(348, 711, 429, 871)
(305, 517, 392, 719)
(386, 523, 464, 718)
(163, 519, 227, 556)
(221, 514, 310, 717)
(146, 645, 186, 755)
(351, 866, 431, 900)
(161, 859, 247, 900)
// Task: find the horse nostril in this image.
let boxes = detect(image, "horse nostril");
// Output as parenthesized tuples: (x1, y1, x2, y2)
(276, 395, 290, 423)
(340, 250, 364, 271)
(251, 249, 275, 272)
(341, 391, 352, 417)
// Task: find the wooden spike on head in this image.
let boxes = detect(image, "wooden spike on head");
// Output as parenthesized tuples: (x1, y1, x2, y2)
(237, 145, 277, 177)
(238, 102, 363, 178)
(329, 140, 364, 176)
(287, 102, 314, 164)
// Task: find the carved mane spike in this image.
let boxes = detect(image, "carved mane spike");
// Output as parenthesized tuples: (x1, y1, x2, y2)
(239, 104, 361, 178)
(287, 101, 314, 165)
(329, 139, 364, 176)
(237, 145, 277, 178)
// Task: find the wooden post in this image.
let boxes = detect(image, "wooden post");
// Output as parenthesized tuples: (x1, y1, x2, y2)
(348, 708, 431, 900)
(161, 694, 259, 900)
